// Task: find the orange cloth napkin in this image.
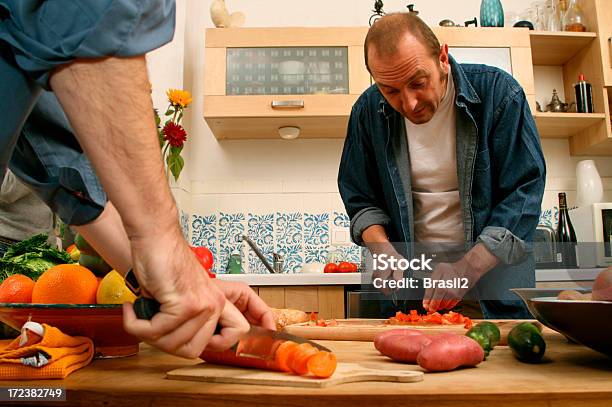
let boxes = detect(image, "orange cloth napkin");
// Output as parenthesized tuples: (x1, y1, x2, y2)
(0, 321, 93, 379)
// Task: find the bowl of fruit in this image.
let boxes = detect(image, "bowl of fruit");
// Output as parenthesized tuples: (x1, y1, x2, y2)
(0, 263, 139, 358)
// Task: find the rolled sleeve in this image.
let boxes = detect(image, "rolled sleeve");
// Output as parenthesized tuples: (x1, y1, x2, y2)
(0, 0, 176, 87)
(477, 226, 529, 265)
(350, 207, 391, 246)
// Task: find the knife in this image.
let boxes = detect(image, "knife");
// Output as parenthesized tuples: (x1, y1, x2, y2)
(124, 269, 331, 358)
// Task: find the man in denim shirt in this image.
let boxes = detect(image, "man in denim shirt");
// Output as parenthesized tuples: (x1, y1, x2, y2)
(338, 14, 546, 318)
(0, 0, 273, 357)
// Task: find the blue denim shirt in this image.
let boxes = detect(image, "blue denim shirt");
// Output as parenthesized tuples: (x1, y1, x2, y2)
(338, 56, 546, 265)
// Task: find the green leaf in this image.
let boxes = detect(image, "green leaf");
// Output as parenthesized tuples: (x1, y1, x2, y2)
(170, 146, 183, 154)
(177, 111, 183, 123)
(167, 153, 185, 181)
(165, 108, 175, 116)
(153, 108, 161, 127)
(158, 129, 166, 149)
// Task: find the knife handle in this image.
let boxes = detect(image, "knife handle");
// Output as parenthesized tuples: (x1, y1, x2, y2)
(133, 296, 222, 335)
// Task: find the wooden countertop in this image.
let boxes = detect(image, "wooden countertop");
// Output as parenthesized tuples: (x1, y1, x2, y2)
(1, 329, 611, 406)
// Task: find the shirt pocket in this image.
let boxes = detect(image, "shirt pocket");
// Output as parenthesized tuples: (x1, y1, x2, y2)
(474, 149, 490, 172)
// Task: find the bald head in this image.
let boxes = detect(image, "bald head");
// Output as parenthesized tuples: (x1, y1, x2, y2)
(364, 13, 441, 72)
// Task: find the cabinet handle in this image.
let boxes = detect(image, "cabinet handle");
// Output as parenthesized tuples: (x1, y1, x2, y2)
(271, 100, 304, 108)
(609, 38, 612, 68)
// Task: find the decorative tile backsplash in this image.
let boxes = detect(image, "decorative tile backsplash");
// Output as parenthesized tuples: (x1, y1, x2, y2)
(190, 210, 361, 274)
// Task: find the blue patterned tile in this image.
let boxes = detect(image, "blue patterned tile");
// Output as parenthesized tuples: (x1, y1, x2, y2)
(333, 211, 350, 228)
(218, 213, 245, 274)
(277, 244, 303, 273)
(180, 210, 190, 240)
(276, 212, 303, 246)
(191, 214, 217, 270)
(248, 213, 274, 247)
(304, 213, 329, 246)
(339, 244, 361, 264)
(305, 246, 329, 264)
(248, 248, 273, 274)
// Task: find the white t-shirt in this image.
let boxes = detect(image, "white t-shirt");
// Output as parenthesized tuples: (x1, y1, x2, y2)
(404, 67, 465, 243)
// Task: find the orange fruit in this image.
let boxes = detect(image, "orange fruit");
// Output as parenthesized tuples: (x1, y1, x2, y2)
(32, 264, 99, 304)
(0, 274, 35, 303)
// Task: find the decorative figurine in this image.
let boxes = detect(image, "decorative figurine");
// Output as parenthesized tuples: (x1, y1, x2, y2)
(210, 0, 245, 28)
(369, 0, 385, 26)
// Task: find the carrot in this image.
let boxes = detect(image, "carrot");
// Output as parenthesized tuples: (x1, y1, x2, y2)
(200, 349, 283, 371)
(275, 341, 299, 372)
(289, 343, 318, 375)
(307, 351, 337, 378)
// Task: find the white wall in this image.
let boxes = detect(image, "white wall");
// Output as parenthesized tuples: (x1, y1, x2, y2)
(145, 0, 612, 270)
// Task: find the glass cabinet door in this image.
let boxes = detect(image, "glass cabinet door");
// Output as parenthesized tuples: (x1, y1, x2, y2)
(226, 47, 349, 95)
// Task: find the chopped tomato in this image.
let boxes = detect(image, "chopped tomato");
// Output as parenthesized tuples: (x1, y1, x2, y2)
(386, 310, 471, 327)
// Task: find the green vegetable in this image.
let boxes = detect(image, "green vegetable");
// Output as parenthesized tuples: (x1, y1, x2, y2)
(0, 234, 72, 282)
(477, 321, 501, 348)
(508, 322, 546, 363)
(466, 321, 501, 358)
(79, 253, 112, 277)
(466, 327, 492, 357)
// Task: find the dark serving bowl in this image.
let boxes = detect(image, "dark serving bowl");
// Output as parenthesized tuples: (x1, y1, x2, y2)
(512, 288, 612, 358)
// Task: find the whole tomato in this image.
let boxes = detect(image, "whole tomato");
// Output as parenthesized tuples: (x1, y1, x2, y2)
(324, 263, 338, 273)
(337, 262, 353, 273)
(190, 246, 215, 276)
(348, 262, 358, 273)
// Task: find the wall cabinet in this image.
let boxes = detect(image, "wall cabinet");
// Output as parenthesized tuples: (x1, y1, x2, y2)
(203, 28, 369, 140)
(203, 20, 612, 155)
(204, 27, 534, 140)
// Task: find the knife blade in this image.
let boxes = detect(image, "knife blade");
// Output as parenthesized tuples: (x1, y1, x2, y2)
(125, 269, 331, 358)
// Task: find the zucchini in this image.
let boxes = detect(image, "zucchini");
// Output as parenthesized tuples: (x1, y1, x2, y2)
(508, 322, 546, 363)
(466, 321, 501, 358)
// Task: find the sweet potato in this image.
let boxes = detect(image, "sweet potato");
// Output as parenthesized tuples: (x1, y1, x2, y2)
(416, 334, 484, 372)
(592, 268, 612, 301)
(377, 333, 433, 363)
(374, 329, 425, 352)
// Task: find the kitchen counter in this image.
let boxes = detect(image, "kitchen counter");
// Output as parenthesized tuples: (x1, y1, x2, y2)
(217, 268, 603, 286)
(6, 329, 611, 406)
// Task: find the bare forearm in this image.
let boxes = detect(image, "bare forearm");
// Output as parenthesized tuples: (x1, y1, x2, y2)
(49, 56, 177, 239)
(458, 243, 499, 277)
(74, 201, 132, 274)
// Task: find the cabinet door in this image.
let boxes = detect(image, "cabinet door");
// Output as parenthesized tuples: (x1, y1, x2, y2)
(595, 0, 612, 86)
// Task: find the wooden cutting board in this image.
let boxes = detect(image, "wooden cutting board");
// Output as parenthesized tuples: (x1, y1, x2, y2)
(167, 362, 423, 388)
(284, 319, 542, 345)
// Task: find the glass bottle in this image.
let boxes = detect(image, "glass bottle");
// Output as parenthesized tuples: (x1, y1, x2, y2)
(563, 0, 587, 32)
(556, 192, 577, 268)
(545, 0, 561, 31)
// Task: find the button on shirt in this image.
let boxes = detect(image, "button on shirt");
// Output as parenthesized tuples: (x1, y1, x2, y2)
(404, 67, 465, 243)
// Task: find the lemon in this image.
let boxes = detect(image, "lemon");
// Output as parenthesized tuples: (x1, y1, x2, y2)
(96, 270, 137, 304)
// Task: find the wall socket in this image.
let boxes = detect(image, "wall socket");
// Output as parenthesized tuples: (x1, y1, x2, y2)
(331, 227, 351, 246)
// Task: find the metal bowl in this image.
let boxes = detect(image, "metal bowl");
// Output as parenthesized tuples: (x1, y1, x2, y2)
(512, 288, 612, 357)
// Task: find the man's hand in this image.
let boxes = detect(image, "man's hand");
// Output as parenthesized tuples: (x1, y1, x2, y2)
(121, 228, 250, 358)
(213, 279, 276, 330)
(422, 244, 499, 312)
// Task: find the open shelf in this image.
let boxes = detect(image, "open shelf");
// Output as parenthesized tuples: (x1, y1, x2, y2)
(530, 31, 597, 65)
(534, 112, 607, 138)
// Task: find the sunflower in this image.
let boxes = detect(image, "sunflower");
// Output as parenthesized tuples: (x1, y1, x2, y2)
(166, 89, 193, 108)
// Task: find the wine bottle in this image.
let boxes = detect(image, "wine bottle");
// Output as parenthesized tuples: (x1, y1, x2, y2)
(556, 192, 577, 268)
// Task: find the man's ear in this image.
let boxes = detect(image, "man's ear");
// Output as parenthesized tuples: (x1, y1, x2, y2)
(439, 44, 450, 73)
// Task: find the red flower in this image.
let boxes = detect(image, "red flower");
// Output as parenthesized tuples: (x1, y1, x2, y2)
(163, 122, 187, 147)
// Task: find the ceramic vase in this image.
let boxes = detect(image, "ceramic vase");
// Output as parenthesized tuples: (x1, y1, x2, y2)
(480, 0, 504, 27)
(576, 160, 603, 208)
